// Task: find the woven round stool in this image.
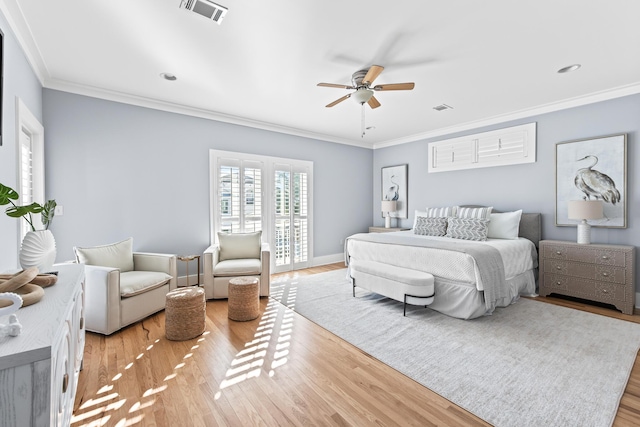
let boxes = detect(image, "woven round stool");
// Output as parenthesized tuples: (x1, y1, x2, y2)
(228, 277, 260, 321)
(165, 287, 206, 341)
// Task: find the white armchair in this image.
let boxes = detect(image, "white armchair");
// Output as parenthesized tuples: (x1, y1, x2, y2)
(203, 231, 270, 299)
(74, 238, 177, 335)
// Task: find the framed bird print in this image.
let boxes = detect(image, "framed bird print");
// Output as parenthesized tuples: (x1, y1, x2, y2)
(555, 134, 627, 228)
(381, 164, 408, 219)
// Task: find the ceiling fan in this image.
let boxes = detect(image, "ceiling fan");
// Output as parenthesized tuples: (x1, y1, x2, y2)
(317, 65, 415, 109)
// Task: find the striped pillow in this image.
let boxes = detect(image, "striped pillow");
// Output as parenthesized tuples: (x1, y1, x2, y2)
(456, 206, 493, 220)
(426, 206, 457, 217)
(414, 216, 448, 236)
(446, 217, 490, 241)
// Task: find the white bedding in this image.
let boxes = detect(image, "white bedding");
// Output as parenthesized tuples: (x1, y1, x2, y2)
(346, 230, 538, 291)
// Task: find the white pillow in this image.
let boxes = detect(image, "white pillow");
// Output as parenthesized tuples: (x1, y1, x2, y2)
(74, 237, 134, 272)
(487, 210, 523, 239)
(218, 231, 262, 261)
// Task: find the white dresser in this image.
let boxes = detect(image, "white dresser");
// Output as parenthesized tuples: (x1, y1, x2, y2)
(0, 263, 85, 427)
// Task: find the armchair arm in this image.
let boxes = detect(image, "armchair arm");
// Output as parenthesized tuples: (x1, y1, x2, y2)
(133, 252, 177, 290)
(83, 265, 122, 335)
(203, 245, 220, 299)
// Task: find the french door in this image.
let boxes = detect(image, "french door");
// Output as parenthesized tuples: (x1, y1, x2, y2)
(210, 150, 312, 273)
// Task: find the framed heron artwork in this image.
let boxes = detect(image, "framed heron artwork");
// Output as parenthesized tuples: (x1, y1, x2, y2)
(555, 134, 627, 228)
(381, 164, 408, 219)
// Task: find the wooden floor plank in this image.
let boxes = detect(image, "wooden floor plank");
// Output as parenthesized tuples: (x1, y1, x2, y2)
(72, 263, 640, 426)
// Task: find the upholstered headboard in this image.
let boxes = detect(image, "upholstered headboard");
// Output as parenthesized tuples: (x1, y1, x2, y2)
(460, 206, 541, 247)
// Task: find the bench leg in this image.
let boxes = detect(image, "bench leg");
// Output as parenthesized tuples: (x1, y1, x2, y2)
(404, 293, 435, 317)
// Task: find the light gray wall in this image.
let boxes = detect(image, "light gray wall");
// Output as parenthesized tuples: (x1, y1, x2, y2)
(373, 93, 640, 291)
(43, 89, 372, 274)
(0, 10, 43, 272)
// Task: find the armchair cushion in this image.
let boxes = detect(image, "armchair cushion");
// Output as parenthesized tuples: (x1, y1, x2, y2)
(74, 237, 134, 272)
(218, 231, 261, 261)
(213, 258, 262, 276)
(120, 271, 173, 297)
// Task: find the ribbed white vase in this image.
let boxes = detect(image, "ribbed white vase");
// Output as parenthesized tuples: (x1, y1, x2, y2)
(20, 230, 57, 273)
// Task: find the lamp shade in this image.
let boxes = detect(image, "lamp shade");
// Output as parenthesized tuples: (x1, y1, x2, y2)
(567, 200, 604, 220)
(381, 200, 397, 212)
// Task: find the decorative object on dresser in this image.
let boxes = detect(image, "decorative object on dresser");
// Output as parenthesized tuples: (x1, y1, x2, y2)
(0, 182, 58, 273)
(567, 200, 603, 244)
(539, 240, 635, 314)
(0, 263, 85, 427)
(381, 200, 397, 228)
(0, 267, 58, 308)
(381, 164, 408, 220)
(555, 134, 626, 228)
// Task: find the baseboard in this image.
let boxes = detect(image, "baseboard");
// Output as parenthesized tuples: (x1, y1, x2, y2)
(177, 273, 202, 287)
(312, 253, 344, 267)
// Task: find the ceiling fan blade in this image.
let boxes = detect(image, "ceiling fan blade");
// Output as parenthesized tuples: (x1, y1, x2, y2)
(326, 93, 351, 107)
(373, 82, 415, 91)
(317, 83, 354, 89)
(362, 65, 384, 85)
(367, 96, 381, 109)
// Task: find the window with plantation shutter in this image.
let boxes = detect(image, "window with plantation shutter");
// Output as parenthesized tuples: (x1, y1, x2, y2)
(211, 150, 313, 273)
(428, 123, 536, 173)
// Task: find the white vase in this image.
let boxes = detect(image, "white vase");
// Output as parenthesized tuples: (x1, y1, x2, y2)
(20, 230, 57, 273)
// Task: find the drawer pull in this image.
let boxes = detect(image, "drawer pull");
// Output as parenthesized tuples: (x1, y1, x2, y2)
(556, 281, 562, 286)
(602, 289, 609, 294)
(602, 255, 609, 260)
(556, 266, 562, 270)
(556, 251, 562, 255)
(62, 373, 69, 393)
(80, 317, 84, 330)
(602, 272, 609, 277)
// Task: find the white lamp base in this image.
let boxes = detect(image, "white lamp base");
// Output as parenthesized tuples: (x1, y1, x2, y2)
(576, 220, 591, 244)
(385, 215, 391, 228)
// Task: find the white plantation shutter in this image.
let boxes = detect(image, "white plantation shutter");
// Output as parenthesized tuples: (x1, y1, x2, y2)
(429, 123, 536, 173)
(211, 150, 313, 273)
(217, 158, 263, 235)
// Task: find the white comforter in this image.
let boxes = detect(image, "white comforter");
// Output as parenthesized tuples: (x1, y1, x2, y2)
(346, 231, 537, 291)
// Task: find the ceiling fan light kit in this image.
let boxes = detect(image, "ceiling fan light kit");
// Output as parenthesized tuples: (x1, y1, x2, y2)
(317, 65, 415, 136)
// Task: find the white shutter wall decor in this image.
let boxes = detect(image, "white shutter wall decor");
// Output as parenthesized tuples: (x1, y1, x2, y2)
(428, 123, 536, 173)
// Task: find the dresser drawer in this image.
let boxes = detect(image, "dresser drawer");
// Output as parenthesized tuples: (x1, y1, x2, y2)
(543, 273, 628, 303)
(543, 259, 626, 284)
(543, 244, 627, 267)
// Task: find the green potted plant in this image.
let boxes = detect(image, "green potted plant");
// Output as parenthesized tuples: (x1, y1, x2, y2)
(1, 182, 58, 272)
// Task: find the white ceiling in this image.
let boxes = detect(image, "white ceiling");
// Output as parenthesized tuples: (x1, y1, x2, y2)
(4, 0, 640, 148)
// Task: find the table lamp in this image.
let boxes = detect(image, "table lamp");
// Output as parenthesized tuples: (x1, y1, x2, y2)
(381, 200, 397, 228)
(567, 200, 604, 244)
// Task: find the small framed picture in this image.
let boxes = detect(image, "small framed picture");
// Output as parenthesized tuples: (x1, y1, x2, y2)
(555, 134, 627, 228)
(381, 164, 408, 219)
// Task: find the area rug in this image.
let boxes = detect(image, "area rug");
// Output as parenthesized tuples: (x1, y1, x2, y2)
(270, 269, 640, 427)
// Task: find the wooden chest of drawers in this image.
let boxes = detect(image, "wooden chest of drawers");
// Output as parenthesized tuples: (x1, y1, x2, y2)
(539, 240, 636, 314)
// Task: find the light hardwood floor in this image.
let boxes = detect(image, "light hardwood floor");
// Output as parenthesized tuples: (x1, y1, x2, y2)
(72, 263, 640, 426)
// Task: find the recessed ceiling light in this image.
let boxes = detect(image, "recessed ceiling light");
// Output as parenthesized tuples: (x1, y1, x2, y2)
(557, 64, 581, 74)
(160, 73, 177, 81)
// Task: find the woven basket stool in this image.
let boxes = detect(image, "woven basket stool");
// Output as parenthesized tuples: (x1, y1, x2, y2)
(228, 277, 260, 321)
(165, 287, 206, 341)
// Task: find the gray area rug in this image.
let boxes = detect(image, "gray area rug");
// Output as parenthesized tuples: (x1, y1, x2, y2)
(271, 269, 640, 427)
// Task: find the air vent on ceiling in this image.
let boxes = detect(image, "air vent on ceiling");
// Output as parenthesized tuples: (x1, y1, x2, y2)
(433, 104, 453, 111)
(180, 0, 228, 24)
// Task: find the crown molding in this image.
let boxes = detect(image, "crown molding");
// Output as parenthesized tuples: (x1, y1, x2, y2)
(373, 82, 640, 149)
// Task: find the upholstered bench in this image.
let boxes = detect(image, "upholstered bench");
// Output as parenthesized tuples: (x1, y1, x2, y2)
(349, 260, 435, 316)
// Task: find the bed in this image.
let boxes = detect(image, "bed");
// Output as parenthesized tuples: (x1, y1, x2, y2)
(345, 207, 541, 319)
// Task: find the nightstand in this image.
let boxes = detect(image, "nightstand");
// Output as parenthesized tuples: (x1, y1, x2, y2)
(539, 240, 636, 314)
(368, 227, 411, 233)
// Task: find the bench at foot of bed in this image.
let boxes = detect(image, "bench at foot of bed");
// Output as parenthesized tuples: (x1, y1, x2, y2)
(349, 260, 435, 316)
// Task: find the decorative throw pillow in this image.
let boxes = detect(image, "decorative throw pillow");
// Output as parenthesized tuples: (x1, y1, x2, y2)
(414, 216, 448, 236)
(446, 217, 490, 241)
(456, 206, 493, 220)
(74, 237, 135, 272)
(425, 206, 457, 218)
(488, 210, 523, 239)
(412, 207, 456, 229)
(218, 231, 262, 261)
